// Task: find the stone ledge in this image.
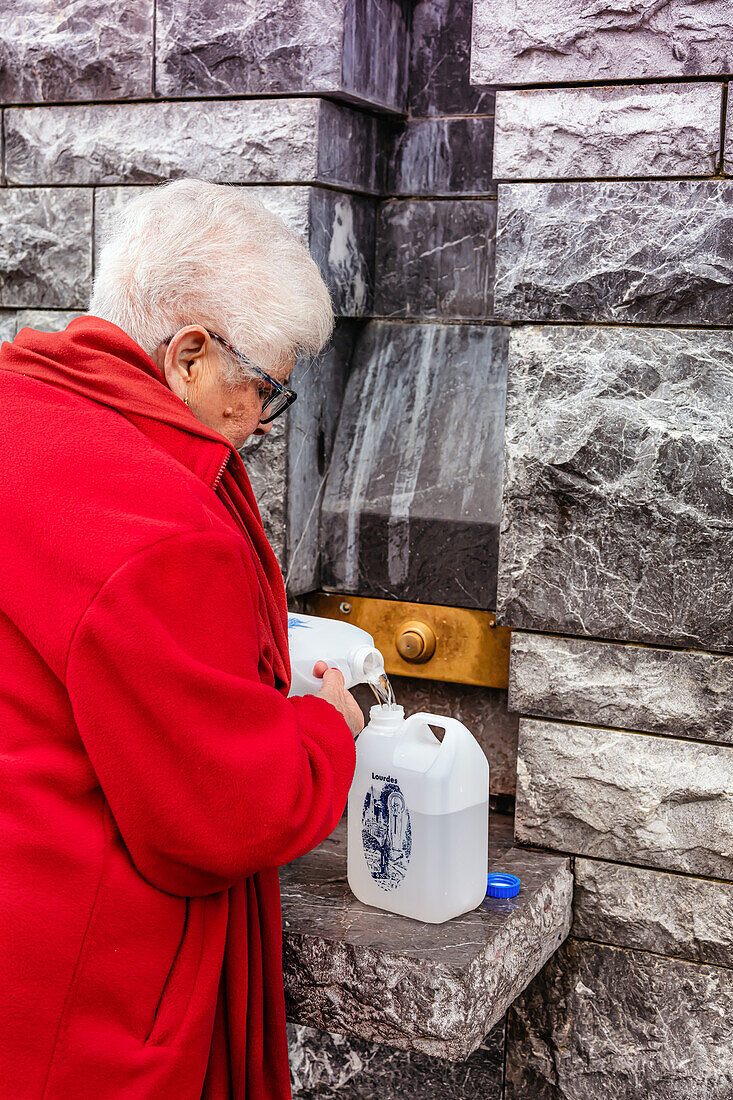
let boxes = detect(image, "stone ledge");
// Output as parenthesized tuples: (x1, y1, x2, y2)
(281, 815, 572, 1061)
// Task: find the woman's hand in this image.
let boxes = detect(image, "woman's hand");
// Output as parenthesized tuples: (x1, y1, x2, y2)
(312, 661, 365, 737)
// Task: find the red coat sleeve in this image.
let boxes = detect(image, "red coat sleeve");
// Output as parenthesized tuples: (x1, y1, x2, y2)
(65, 529, 356, 897)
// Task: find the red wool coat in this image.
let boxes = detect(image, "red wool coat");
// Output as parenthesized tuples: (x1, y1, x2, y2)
(0, 317, 357, 1099)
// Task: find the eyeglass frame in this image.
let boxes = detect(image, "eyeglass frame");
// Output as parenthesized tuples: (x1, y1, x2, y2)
(163, 328, 298, 424)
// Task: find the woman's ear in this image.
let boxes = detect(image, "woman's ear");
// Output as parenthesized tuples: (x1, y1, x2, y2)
(162, 326, 209, 401)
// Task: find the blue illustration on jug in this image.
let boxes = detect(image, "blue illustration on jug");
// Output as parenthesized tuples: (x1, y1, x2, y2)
(287, 615, 312, 630)
(361, 777, 412, 891)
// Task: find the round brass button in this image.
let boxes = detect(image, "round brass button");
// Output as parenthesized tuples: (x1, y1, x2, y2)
(395, 621, 436, 663)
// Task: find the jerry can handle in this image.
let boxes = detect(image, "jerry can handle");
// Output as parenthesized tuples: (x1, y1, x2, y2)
(400, 712, 471, 768)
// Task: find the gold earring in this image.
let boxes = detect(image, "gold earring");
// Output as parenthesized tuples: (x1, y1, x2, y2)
(184, 390, 189, 407)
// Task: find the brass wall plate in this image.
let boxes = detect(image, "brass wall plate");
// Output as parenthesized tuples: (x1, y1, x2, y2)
(302, 593, 511, 690)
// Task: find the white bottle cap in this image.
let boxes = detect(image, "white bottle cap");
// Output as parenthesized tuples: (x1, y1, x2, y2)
(350, 645, 385, 682)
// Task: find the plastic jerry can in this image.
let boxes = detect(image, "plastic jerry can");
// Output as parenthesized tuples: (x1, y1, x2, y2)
(287, 612, 386, 698)
(347, 705, 489, 924)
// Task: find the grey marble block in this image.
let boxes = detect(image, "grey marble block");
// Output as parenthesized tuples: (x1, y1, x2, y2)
(505, 939, 733, 1100)
(320, 322, 508, 608)
(6, 99, 383, 194)
(282, 818, 572, 1060)
(498, 326, 733, 652)
(574, 858, 733, 970)
(494, 83, 722, 180)
(238, 327, 358, 583)
(288, 1019, 505, 1099)
(375, 200, 496, 318)
(471, 0, 733, 85)
(509, 632, 733, 744)
(156, 0, 409, 113)
(0, 0, 153, 103)
(93, 186, 375, 318)
(516, 718, 733, 879)
(388, 118, 496, 196)
(351, 677, 519, 799)
(286, 322, 359, 595)
(495, 180, 733, 325)
(0, 189, 91, 309)
(410, 0, 494, 116)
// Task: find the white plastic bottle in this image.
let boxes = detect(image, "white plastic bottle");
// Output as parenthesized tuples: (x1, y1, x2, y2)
(347, 705, 489, 924)
(287, 612, 386, 698)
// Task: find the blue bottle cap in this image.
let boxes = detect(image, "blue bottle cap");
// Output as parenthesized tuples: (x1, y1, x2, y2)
(486, 872, 521, 899)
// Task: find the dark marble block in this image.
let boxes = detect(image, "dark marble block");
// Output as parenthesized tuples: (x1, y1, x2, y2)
(155, 0, 410, 112)
(516, 718, 733, 879)
(471, 0, 733, 85)
(288, 1019, 506, 1099)
(320, 322, 508, 608)
(409, 0, 494, 117)
(7, 99, 383, 195)
(505, 940, 733, 1099)
(375, 200, 496, 318)
(495, 180, 733, 326)
(574, 858, 733, 970)
(0, 0, 153, 103)
(0, 189, 91, 309)
(498, 326, 733, 653)
(308, 189, 376, 317)
(509, 632, 733, 744)
(387, 117, 496, 196)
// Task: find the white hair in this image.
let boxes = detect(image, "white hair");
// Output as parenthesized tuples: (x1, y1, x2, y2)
(89, 179, 334, 382)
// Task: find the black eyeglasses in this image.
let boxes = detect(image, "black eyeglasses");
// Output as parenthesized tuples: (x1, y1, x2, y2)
(206, 330, 297, 424)
(163, 329, 298, 423)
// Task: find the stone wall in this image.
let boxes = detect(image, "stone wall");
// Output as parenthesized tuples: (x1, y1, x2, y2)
(5, 0, 730, 1096)
(471, 1, 733, 1096)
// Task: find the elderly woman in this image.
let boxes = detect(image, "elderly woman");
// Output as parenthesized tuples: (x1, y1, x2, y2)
(1, 180, 364, 1100)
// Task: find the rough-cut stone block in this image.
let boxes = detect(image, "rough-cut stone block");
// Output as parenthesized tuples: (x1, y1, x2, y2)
(321, 322, 508, 608)
(498, 326, 733, 653)
(509, 632, 733, 743)
(410, 0, 494, 116)
(156, 0, 409, 113)
(375, 200, 495, 318)
(471, 0, 733, 85)
(288, 1019, 505, 1099)
(726, 104, 733, 174)
(241, 415, 287, 568)
(94, 186, 374, 318)
(7, 99, 383, 194)
(388, 117, 496, 196)
(0, 0, 153, 103)
(495, 180, 733, 325)
(16, 310, 83, 335)
(517, 718, 733, 879)
(0, 189, 91, 309)
(351, 677, 518, 799)
(494, 84, 722, 180)
(506, 940, 733, 1099)
(282, 818, 572, 1059)
(574, 858, 733, 970)
(0, 311, 16, 343)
